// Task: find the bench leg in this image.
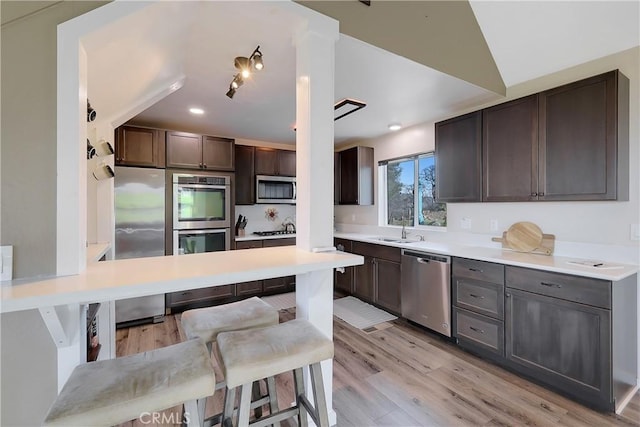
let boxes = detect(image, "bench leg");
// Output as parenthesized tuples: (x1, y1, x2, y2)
(184, 399, 202, 427)
(237, 383, 253, 427)
(252, 381, 263, 419)
(266, 376, 280, 427)
(293, 368, 308, 427)
(310, 362, 329, 427)
(222, 387, 236, 427)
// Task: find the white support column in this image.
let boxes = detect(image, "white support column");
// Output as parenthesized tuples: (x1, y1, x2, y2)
(293, 16, 339, 427)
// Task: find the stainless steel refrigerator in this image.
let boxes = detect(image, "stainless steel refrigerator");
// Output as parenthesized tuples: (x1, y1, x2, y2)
(114, 166, 166, 326)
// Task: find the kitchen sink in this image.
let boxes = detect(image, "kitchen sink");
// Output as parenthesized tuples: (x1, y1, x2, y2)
(376, 237, 413, 244)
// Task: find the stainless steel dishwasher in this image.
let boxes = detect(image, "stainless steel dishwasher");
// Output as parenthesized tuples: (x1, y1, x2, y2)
(401, 249, 451, 337)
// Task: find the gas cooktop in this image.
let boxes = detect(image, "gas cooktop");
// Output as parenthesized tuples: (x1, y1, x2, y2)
(253, 230, 296, 236)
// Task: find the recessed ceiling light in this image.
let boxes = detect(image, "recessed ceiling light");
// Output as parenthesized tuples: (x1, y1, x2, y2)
(388, 123, 402, 131)
(189, 108, 204, 115)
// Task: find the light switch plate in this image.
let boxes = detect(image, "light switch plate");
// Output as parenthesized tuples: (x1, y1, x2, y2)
(1, 245, 13, 281)
(490, 220, 498, 232)
(631, 224, 640, 241)
(461, 217, 472, 230)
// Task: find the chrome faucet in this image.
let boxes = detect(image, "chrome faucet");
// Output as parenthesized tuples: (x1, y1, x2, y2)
(401, 217, 407, 239)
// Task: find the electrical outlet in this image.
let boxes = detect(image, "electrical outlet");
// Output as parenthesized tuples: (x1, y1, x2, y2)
(1, 246, 13, 281)
(490, 220, 498, 232)
(351, 214, 356, 222)
(631, 224, 640, 241)
(460, 217, 471, 230)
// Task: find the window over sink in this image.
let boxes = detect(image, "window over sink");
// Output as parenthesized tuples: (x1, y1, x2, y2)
(379, 152, 447, 228)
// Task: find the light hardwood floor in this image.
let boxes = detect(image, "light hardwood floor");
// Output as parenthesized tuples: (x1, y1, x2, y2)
(115, 305, 639, 427)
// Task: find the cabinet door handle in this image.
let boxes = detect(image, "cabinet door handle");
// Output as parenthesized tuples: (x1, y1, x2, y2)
(468, 268, 483, 273)
(181, 291, 192, 296)
(506, 293, 511, 298)
(531, 192, 538, 197)
(540, 281, 562, 288)
(203, 164, 207, 169)
(469, 293, 485, 299)
(469, 326, 485, 334)
(538, 192, 545, 196)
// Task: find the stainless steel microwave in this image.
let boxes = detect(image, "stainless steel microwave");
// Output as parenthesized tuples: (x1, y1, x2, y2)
(255, 175, 296, 204)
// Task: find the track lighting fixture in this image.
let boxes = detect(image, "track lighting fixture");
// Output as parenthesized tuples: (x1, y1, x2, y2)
(225, 45, 264, 99)
(87, 100, 97, 122)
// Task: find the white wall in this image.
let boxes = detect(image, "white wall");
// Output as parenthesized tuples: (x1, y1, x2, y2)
(336, 46, 640, 251)
(86, 119, 115, 248)
(1, 1, 104, 279)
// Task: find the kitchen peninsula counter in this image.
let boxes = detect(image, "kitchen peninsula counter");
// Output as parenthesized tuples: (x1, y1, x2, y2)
(1, 246, 363, 314)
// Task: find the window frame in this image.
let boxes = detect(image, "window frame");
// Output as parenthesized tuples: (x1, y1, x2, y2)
(378, 152, 447, 230)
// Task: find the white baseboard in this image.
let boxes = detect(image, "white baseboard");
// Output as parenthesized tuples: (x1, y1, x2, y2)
(616, 383, 639, 414)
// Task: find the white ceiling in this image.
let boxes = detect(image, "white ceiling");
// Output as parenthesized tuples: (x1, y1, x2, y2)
(469, 0, 640, 87)
(83, 1, 639, 147)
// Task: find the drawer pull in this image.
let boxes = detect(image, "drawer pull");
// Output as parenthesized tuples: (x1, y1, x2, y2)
(469, 293, 485, 299)
(469, 326, 485, 334)
(468, 268, 483, 273)
(540, 281, 562, 288)
(181, 292, 192, 296)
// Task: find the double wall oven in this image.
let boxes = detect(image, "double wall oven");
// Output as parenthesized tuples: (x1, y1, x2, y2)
(172, 173, 231, 255)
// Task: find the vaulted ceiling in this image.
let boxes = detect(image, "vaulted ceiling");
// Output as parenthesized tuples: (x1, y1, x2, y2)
(81, 1, 639, 146)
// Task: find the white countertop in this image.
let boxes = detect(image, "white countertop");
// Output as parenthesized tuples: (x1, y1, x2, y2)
(86, 242, 111, 263)
(236, 234, 296, 242)
(335, 232, 638, 281)
(1, 247, 363, 314)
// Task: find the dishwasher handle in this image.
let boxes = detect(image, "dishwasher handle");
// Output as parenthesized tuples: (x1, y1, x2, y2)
(402, 249, 450, 264)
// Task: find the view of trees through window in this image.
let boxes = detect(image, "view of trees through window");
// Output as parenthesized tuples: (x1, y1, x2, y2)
(385, 153, 446, 227)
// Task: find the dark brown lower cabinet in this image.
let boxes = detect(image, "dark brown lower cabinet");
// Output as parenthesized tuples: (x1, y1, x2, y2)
(505, 288, 611, 409)
(503, 266, 637, 412)
(334, 238, 353, 294)
(335, 267, 353, 294)
(263, 276, 295, 294)
(353, 256, 375, 302)
(166, 285, 235, 309)
(236, 281, 263, 297)
(375, 258, 401, 313)
(235, 238, 295, 296)
(351, 241, 401, 314)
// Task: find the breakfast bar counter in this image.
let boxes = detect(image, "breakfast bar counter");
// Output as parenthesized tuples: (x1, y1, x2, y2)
(1, 246, 363, 313)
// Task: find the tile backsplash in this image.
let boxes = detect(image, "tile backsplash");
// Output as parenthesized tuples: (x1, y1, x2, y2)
(234, 204, 296, 235)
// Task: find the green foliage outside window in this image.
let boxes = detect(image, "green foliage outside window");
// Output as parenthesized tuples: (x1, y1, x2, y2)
(384, 153, 446, 227)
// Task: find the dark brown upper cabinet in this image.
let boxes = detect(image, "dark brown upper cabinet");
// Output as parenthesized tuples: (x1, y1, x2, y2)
(254, 147, 296, 176)
(336, 146, 374, 205)
(538, 70, 628, 201)
(438, 70, 629, 203)
(483, 95, 538, 201)
(235, 145, 255, 205)
(435, 111, 482, 202)
(202, 136, 235, 171)
(115, 126, 165, 168)
(166, 131, 234, 171)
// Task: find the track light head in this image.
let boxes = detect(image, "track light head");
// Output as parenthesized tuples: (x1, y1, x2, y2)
(231, 74, 244, 89)
(253, 49, 263, 71)
(234, 56, 251, 78)
(226, 45, 263, 100)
